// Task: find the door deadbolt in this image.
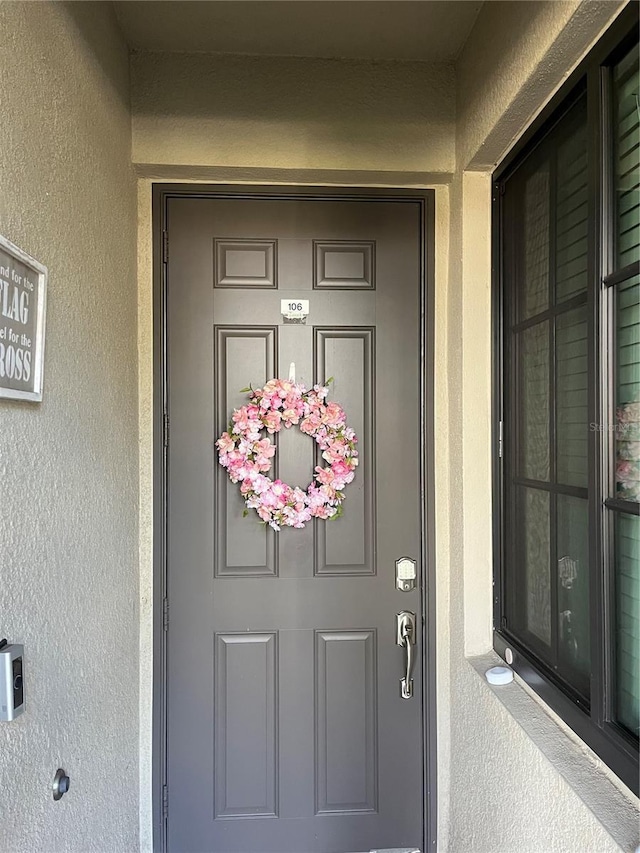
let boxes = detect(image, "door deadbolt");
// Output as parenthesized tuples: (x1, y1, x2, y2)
(395, 557, 417, 591)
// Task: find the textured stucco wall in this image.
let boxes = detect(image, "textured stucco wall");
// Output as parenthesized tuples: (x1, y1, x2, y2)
(449, 656, 630, 853)
(0, 3, 138, 852)
(457, 0, 629, 170)
(448, 3, 638, 852)
(130, 51, 455, 175)
(138, 178, 154, 853)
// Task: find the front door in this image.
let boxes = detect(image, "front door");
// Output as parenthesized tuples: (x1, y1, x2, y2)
(164, 189, 428, 853)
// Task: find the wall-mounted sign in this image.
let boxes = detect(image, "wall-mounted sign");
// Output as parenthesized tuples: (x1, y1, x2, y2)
(0, 235, 47, 402)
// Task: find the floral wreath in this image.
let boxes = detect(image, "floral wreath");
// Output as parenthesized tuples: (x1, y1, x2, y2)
(216, 378, 358, 531)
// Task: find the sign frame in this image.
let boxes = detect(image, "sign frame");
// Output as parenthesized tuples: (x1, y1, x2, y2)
(0, 234, 48, 402)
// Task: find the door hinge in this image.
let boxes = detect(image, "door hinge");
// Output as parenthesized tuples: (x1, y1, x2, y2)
(498, 420, 503, 458)
(163, 411, 169, 448)
(163, 597, 169, 632)
(162, 784, 168, 820)
(162, 230, 169, 264)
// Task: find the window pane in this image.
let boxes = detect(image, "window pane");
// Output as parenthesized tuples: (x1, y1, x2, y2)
(520, 486, 551, 646)
(615, 512, 640, 736)
(615, 275, 640, 502)
(557, 496, 590, 694)
(522, 166, 550, 320)
(520, 322, 550, 480)
(613, 46, 640, 269)
(557, 307, 588, 487)
(556, 99, 588, 303)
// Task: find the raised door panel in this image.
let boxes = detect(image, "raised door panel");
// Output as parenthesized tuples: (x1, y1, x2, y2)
(215, 326, 278, 576)
(315, 630, 378, 814)
(314, 328, 376, 575)
(314, 241, 376, 289)
(214, 239, 277, 288)
(214, 632, 279, 818)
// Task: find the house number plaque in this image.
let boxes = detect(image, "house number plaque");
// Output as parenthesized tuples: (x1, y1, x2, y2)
(281, 298, 309, 322)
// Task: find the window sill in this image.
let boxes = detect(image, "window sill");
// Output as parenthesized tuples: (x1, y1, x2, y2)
(467, 652, 639, 853)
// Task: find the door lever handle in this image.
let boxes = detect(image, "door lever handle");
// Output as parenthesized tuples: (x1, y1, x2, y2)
(396, 611, 416, 699)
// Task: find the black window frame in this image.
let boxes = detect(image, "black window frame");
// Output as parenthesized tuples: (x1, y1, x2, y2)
(492, 3, 639, 795)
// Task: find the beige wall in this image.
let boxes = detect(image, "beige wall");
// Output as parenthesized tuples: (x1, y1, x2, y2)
(457, 0, 577, 169)
(457, 0, 629, 170)
(138, 179, 155, 853)
(0, 3, 138, 852)
(130, 51, 456, 176)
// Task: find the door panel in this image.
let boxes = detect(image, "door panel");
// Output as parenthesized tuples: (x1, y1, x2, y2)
(214, 633, 278, 819)
(315, 630, 378, 815)
(314, 328, 375, 575)
(166, 195, 425, 853)
(214, 326, 278, 576)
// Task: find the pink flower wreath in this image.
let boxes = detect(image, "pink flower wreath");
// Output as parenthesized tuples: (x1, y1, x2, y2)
(216, 378, 358, 531)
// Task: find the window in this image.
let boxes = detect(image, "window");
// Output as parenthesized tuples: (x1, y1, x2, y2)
(493, 5, 639, 793)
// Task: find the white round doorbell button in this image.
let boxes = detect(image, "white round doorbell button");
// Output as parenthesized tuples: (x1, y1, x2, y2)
(485, 666, 514, 685)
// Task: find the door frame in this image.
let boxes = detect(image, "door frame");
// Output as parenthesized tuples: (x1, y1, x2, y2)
(152, 183, 437, 853)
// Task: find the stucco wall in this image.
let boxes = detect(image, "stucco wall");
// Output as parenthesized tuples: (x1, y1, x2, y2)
(449, 3, 637, 852)
(130, 51, 455, 175)
(457, 0, 629, 170)
(0, 3, 138, 852)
